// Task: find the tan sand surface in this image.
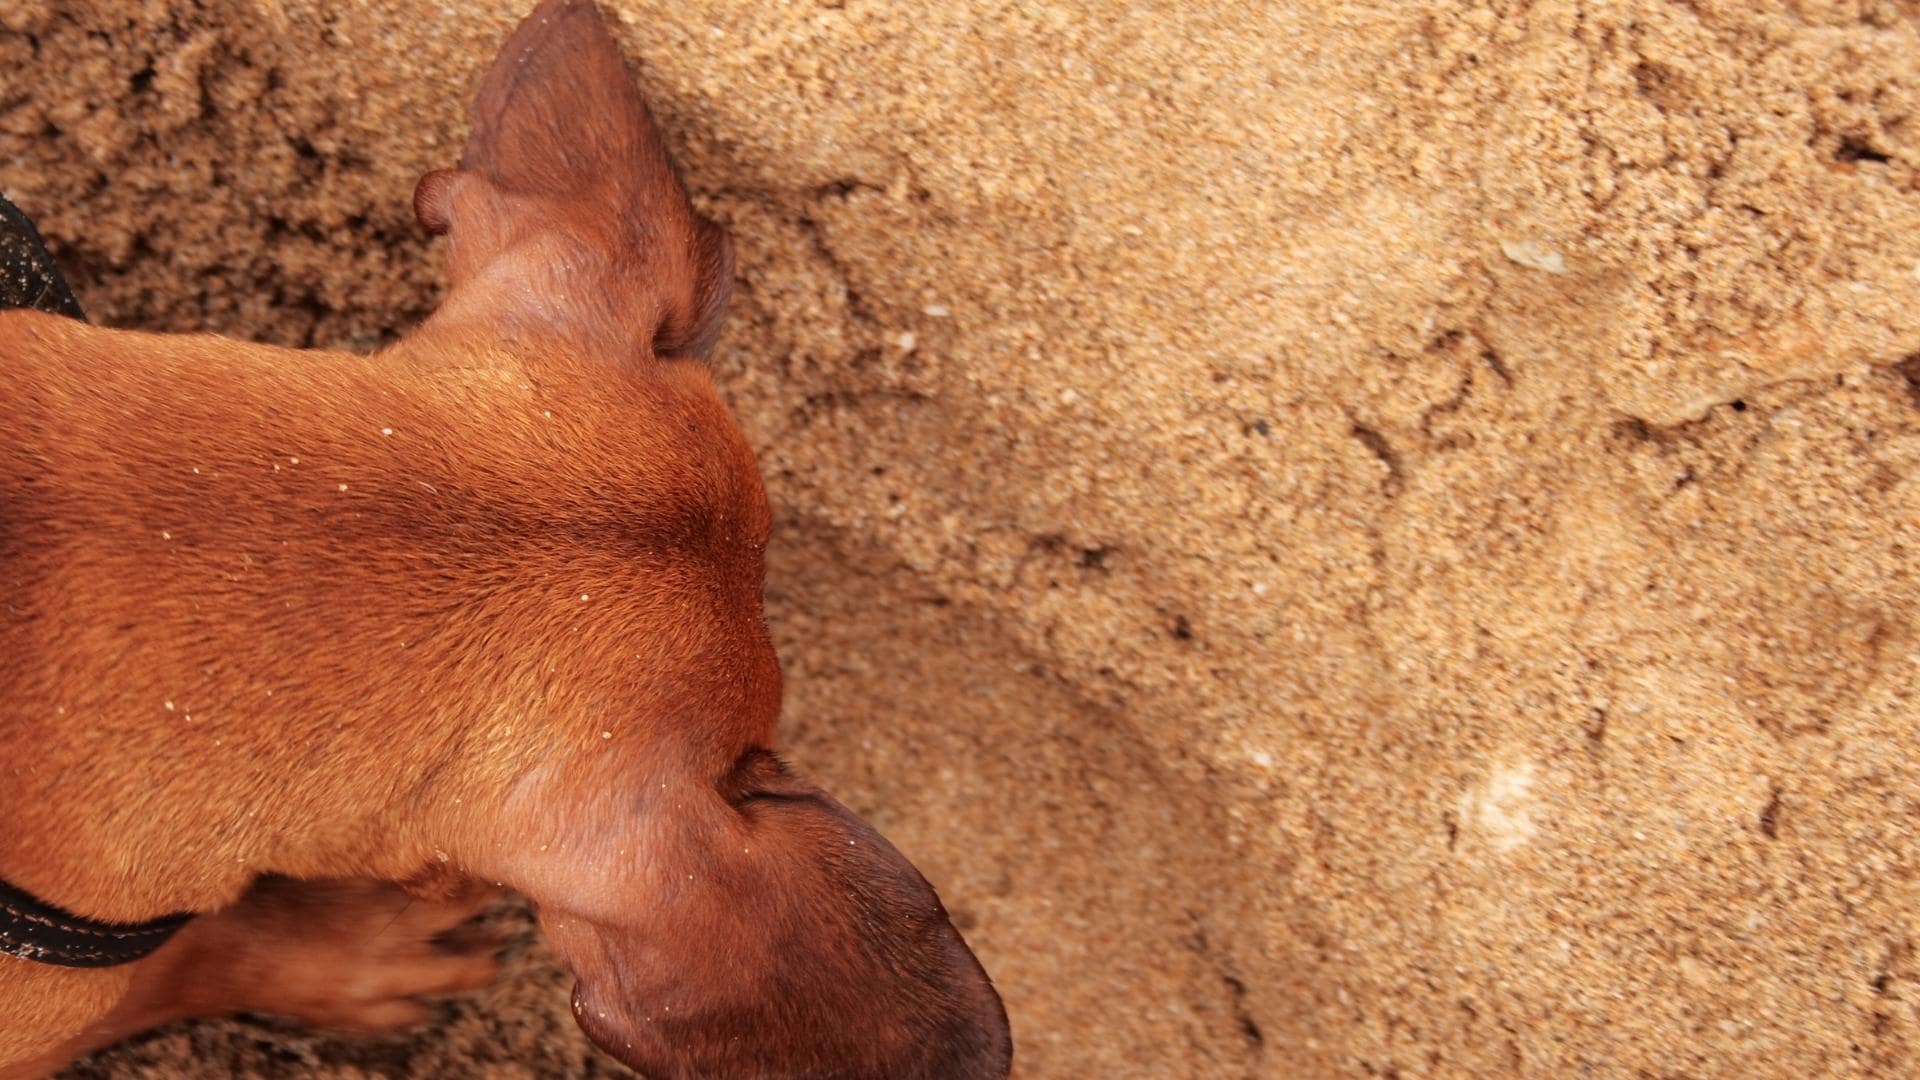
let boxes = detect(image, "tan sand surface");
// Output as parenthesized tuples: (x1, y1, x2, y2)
(6, 0, 1920, 1075)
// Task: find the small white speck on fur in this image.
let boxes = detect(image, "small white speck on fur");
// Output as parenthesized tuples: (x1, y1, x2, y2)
(289, 457, 299, 465)
(338, 483, 349, 492)
(601, 730, 612, 740)
(380, 427, 394, 436)
(580, 593, 590, 601)
(160, 531, 172, 540)
(163, 700, 174, 711)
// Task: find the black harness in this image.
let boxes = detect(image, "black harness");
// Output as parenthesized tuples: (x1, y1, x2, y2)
(0, 879, 193, 968)
(0, 190, 85, 319)
(0, 191, 198, 968)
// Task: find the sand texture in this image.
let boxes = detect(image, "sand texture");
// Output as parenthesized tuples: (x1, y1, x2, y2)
(5, 0, 1920, 1076)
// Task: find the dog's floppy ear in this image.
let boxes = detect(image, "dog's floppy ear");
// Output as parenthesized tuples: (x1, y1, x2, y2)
(535, 752, 1013, 1079)
(412, 0, 732, 362)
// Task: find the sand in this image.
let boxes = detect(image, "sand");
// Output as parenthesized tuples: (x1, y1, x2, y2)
(6, 0, 1920, 1076)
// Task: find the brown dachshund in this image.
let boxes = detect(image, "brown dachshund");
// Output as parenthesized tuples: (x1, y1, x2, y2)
(0, 1, 1011, 1077)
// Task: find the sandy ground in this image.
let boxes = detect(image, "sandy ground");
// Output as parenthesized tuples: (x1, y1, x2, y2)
(5, 0, 1920, 1076)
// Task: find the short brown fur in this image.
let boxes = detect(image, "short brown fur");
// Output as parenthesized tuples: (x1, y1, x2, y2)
(0, 1, 1009, 1076)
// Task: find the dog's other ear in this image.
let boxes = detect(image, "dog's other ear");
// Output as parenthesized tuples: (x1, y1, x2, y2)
(535, 752, 1013, 1079)
(412, 0, 732, 363)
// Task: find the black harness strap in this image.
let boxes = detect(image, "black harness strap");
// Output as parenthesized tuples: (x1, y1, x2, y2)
(0, 878, 193, 968)
(0, 190, 86, 320)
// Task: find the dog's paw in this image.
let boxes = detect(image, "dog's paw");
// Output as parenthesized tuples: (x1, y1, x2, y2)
(180, 876, 505, 1032)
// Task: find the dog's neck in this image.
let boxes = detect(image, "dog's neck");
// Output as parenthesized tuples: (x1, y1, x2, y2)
(0, 310, 776, 922)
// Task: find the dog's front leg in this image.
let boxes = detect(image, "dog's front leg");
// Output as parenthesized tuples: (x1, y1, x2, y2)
(0, 876, 501, 1079)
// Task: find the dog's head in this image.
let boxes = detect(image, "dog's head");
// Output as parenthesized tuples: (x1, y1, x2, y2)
(539, 752, 1011, 1079)
(412, 2, 1010, 1076)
